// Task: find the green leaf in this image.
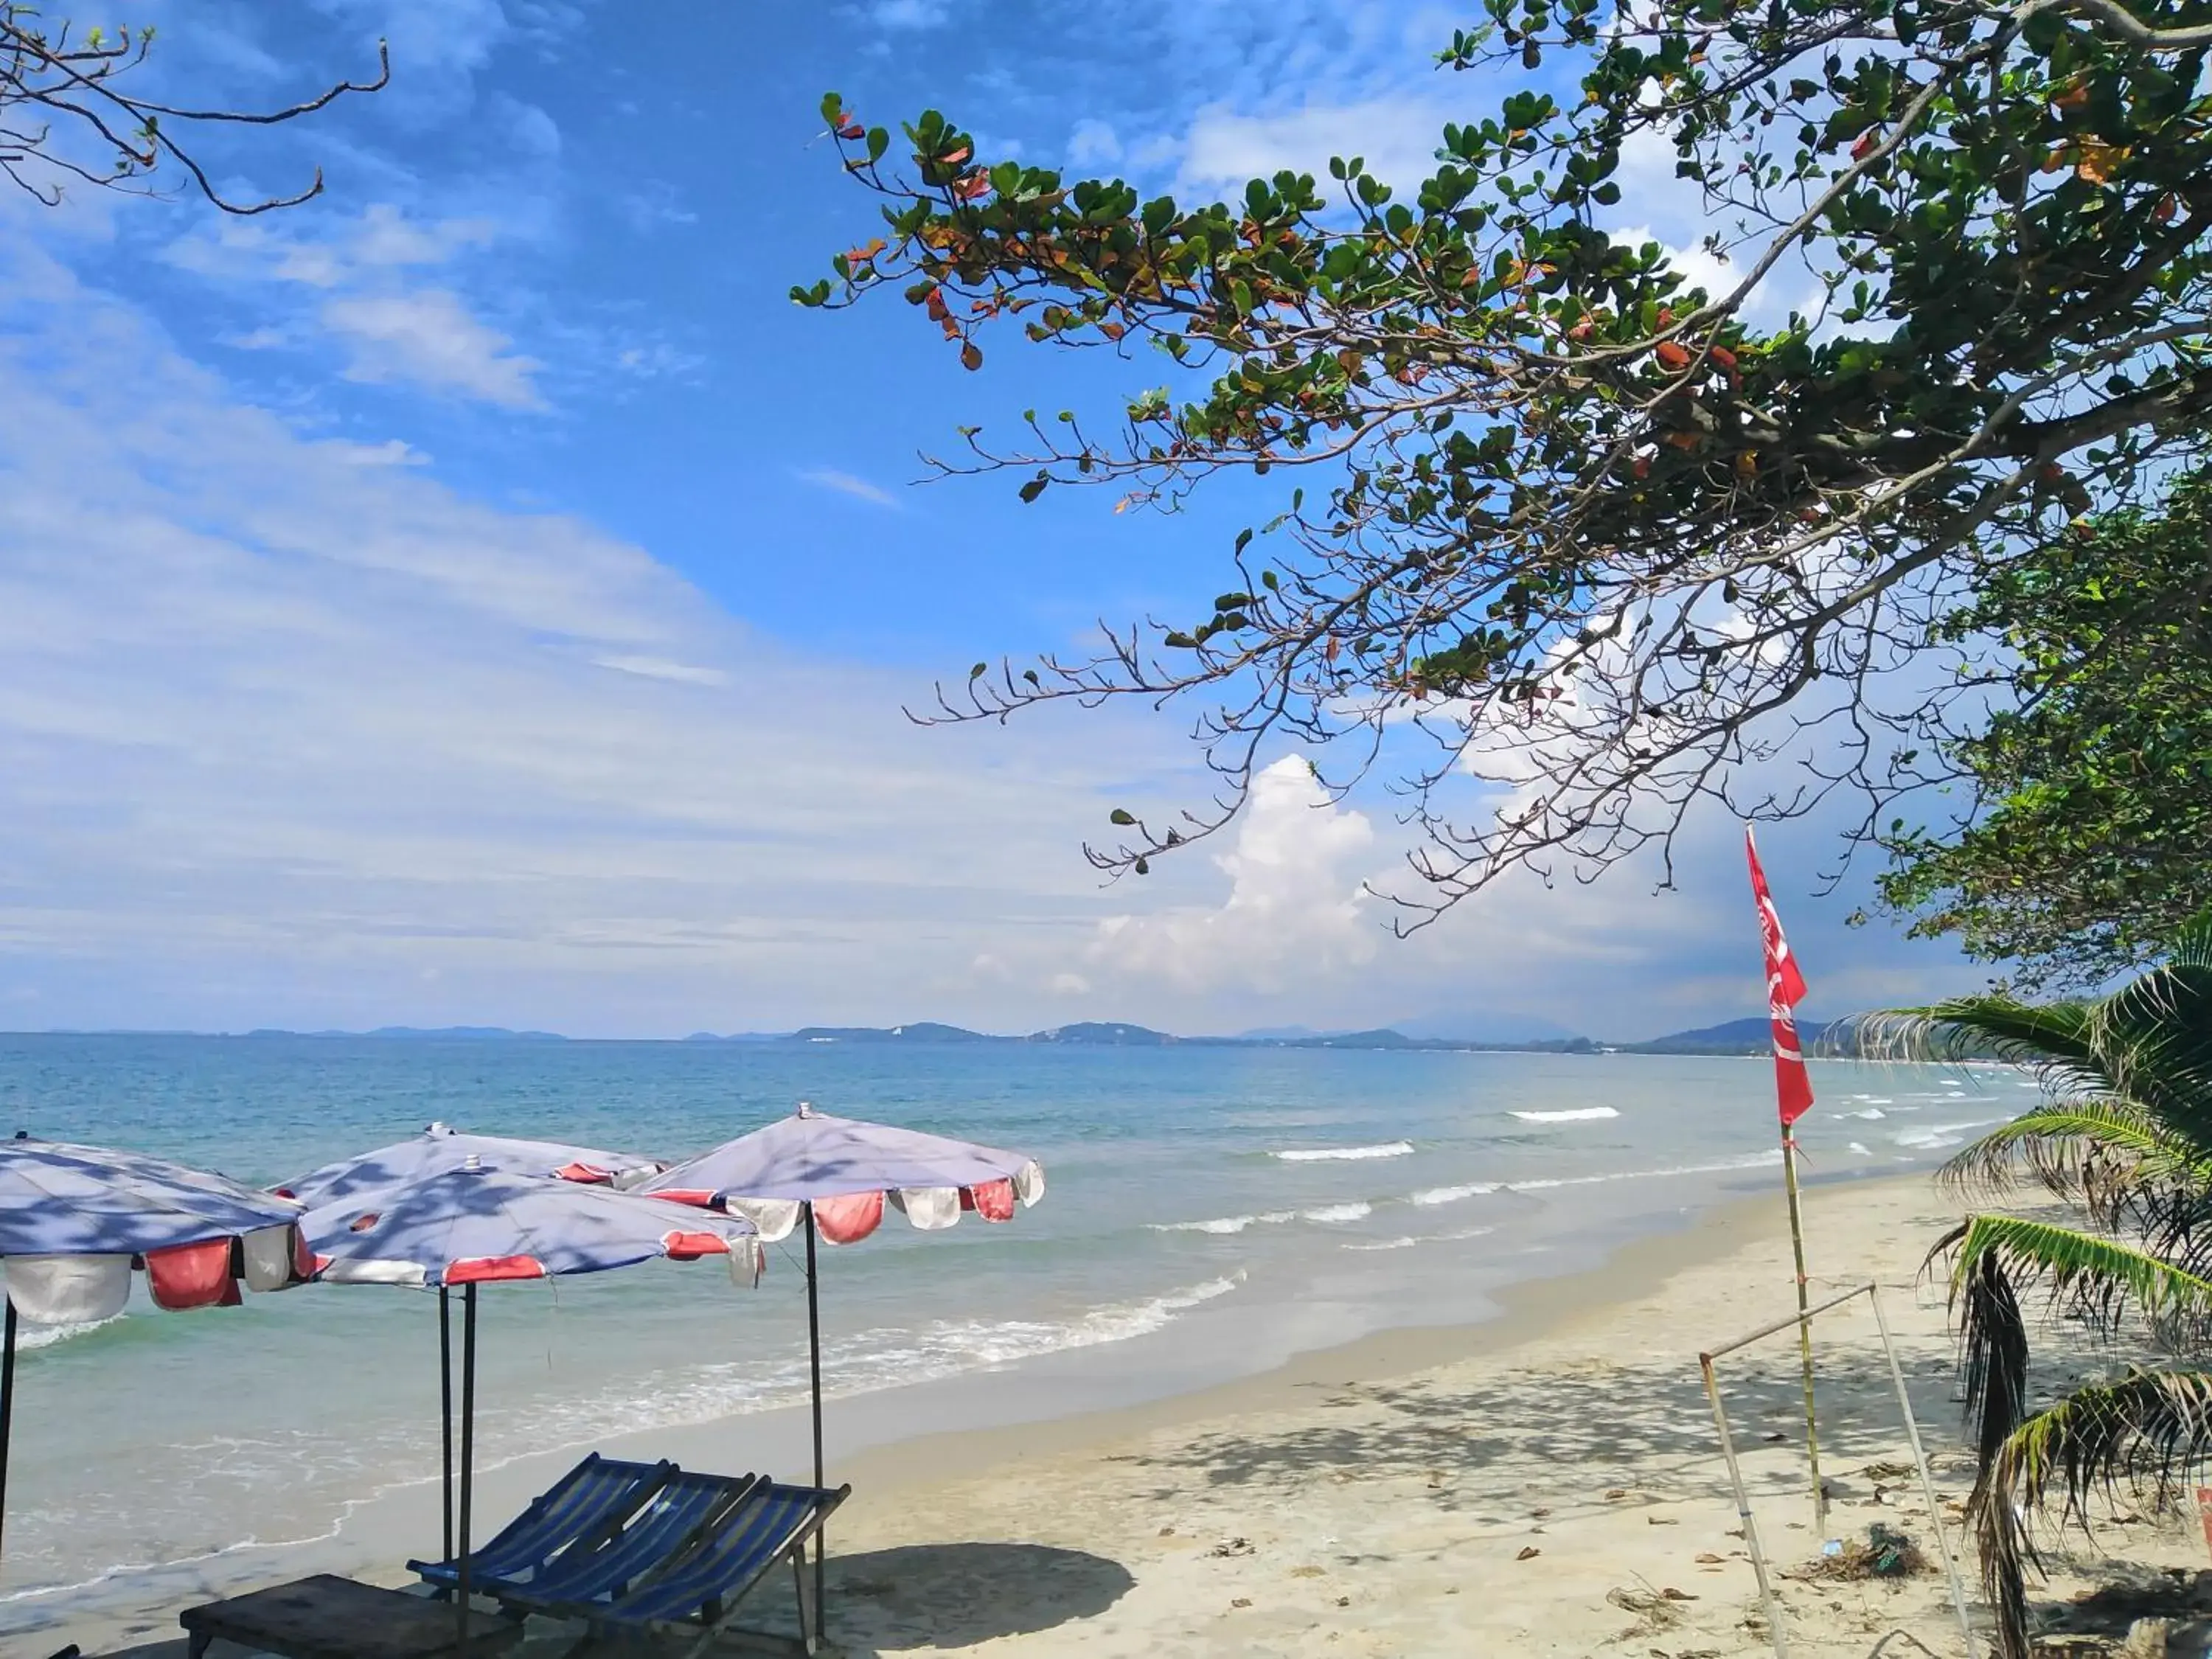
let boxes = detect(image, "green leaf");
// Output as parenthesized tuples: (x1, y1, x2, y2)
(1110, 807, 1137, 825)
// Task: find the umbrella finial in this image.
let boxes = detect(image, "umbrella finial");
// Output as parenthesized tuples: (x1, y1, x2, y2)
(796, 1101, 815, 1119)
(462, 1154, 483, 1172)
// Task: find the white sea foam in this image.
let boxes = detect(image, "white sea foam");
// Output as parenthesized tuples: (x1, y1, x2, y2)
(1892, 1118, 2006, 1151)
(1848, 1142, 1873, 1157)
(1409, 1181, 1500, 1206)
(16, 1313, 125, 1352)
(1270, 1141, 1413, 1162)
(1300, 1202, 1374, 1224)
(1343, 1225, 1495, 1253)
(1509, 1107, 1619, 1123)
(1847, 1108, 1886, 1120)
(1509, 1151, 1781, 1192)
(1151, 1211, 1294, 1235)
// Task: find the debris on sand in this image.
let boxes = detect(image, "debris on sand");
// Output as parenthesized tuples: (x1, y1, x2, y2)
(1793, 1523, 1930, 1582)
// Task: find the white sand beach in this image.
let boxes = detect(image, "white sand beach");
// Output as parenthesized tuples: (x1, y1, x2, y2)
(65, 1171, 2208, 1658)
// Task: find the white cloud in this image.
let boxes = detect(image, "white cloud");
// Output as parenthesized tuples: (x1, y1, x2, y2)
(1089, 757, 1379, 993)
(0, 243, 1163, 1034)
(323, 437, 433, 467)
(1068, 119, 1124, 167)
(1177, 97, 1447, 193)
(799, 467, 902, 509)
(867, 0, 950, 26)
(591, 654, 729, 687)
(321, 289, 546, 409)
(165, 206, 534, 407)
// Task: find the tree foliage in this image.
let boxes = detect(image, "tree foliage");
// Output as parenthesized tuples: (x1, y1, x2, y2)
(1, 7, 387, 215)
(1879, 467, 2212, 990)
(801, 0, 2212, 914)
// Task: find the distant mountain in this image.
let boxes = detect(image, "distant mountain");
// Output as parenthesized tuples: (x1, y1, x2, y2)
(788, 1023, 995, 1043)
(237, 1026, 568, 1041)
(1029, 1022, 1176, 1046)
(1236, 1023, 1330, 1040)
(1621, 1015, 1849, 1055)
(1388, 1010, 1582, 1044)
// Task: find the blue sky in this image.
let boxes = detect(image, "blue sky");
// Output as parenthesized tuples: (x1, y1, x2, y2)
(0, 0, 1989, 1038)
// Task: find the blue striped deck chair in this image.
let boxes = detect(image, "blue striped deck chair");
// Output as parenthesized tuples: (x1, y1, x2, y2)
(573, 1480, 850, 1658)
(502, 1467, 759, 1613)
(408, 1453, 672, 1597)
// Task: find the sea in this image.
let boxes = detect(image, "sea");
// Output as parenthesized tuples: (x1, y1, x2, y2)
(0, 1032, 2036, 1628)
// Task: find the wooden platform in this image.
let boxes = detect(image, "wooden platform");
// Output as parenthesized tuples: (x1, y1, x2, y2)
(178, 1574, 524, 1659)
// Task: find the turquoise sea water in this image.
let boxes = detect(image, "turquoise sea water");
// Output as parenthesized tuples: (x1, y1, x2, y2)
(0, 1033, 2034, 1624)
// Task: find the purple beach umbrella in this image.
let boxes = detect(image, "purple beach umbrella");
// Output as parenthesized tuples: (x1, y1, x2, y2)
(0, 1134, 308, 1582)
(276, 1121, 668, 1208)
(301, 1160, 759, 1634)
(640, 1104, 1044, 1633)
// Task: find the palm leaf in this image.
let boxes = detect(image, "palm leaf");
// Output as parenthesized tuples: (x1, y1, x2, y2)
(1940, 1099, 2212, 1228)
(1944, 1213, 2212, 1345)
(1852, 999, 2109, 1098)
(1978, 1366, 2212, 1659)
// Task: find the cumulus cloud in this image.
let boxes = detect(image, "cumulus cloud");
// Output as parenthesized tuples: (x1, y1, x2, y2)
(1068, 119, 1123, 167)
(1090, 757, 1380, 993)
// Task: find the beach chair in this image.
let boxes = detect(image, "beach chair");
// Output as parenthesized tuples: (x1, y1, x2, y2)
(408, 1453, 674, 1597)
(567, 1479, 850, 1657)
(504, 1467, 759, 1610)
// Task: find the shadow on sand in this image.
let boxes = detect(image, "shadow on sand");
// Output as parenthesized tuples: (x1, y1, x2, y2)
(86, 1543, 1135, 1659)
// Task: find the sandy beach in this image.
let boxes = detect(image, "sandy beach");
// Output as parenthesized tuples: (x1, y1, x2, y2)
(61, 1169, 2208, 1658)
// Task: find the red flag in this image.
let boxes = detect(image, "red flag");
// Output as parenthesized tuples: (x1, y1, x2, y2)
(1746, 828, 1815, 1127)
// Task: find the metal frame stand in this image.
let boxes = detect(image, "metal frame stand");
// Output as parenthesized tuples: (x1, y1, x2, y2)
(1699, 1281, 1976, 1659)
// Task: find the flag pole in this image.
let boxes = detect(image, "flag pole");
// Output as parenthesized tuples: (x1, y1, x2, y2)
(1747, 825, 1828, 1533)
(1781, 1121, 1827, 1531)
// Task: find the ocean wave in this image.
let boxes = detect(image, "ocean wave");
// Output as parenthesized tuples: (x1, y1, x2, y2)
(1509, 1150, 1781, 1192)
(1509, 1107, 1619, 1123)
(1270, 1141, 1413, 1162)
(1409, 1181, 1500, 1206)
(1300, 1202, 1374, 1224)
(1893, 1118, 2006, 1151)
(1847, 1108, 1886, 1120)
(0, 1271, 1252, 1610)
(1151, 1211, 1293, 1235)
(1848, 1096, 1893, 1105)
(1848, 1142, 1873, 1157)
(15, 1313, 125, 1352)
(1343, 1225, 1496, 1253)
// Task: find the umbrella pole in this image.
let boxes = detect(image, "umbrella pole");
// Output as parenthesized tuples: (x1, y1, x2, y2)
(805, 1201, 825, 1646)
(439, 1286, 454, 1568)
(457, 1282, 476, 1648)
(1, 1296, 15, 1562)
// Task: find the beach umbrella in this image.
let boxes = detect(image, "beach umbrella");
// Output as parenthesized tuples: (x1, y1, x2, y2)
(276, 1121, 671, 1548)
(640, 1103, 1044, 1625)
(300, 1162, 761, 1635)
(276, 1121, 669, 1207)
(0, 1134, 308, 1568)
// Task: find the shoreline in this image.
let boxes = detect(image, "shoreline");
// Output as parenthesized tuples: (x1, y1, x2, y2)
(838, 1168, 1848, 1501)
(47, 1167, 1907, 1658)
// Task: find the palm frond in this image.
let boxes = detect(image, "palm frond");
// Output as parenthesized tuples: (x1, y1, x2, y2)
(2089, 960, 2212, 1128)
(1945, 1229, 2031, 1659)
(1978, 1365, 2212, 1659)
(1945, 1213, 2212, 1345)
(1939, 1099, 2212, 1228)
(1853, 1000, 2107, 1098)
